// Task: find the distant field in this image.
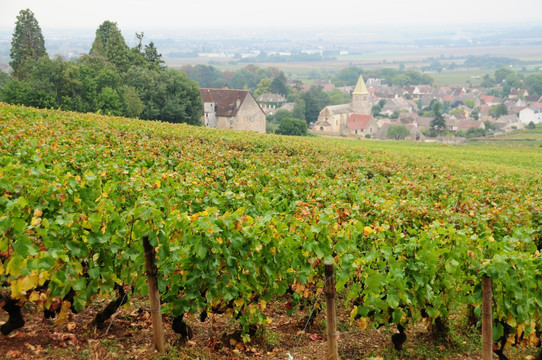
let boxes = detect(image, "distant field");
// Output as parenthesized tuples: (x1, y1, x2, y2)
(332, 137, 542, 172)
(166, 45, 542, 87)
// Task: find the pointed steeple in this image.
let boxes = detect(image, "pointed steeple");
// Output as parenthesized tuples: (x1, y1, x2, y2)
(353, 75, 369, 95)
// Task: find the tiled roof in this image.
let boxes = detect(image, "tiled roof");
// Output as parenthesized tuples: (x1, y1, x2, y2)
(323, 104, 352, 115)
(347, 114, 373, 130)
(200, 88, 249, 117)
(256, 92, 286, 103)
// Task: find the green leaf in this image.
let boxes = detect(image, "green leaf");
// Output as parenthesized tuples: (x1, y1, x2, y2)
(13, 236, 35, 257)
(387, 292, 400, 308)
(12, 218, 26, 234)
(196, 242, 207, 259)
(72, 277, 87, 291)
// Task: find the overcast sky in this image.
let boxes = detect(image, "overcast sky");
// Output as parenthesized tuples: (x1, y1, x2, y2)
(1, 0, 541, 32)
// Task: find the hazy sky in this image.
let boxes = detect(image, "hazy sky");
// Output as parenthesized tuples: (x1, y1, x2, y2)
(1, 0, 541, 32)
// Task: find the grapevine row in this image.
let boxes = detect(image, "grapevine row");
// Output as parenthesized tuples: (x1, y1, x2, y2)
(0, 103, 540, 354)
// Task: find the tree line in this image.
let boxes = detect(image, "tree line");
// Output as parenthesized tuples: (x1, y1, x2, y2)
(0, 9, 202, 125)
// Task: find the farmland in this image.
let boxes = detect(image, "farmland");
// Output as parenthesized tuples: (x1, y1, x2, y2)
(0, 103, 541, 359)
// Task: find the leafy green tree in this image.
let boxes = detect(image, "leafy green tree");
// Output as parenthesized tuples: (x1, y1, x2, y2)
(327, 88, 350, 105)
(123, 85, 144, 118)
(494, 68, 513, 84)
(430, 101, 446, 135)
(471, 107, 480, 120)
(372, 104, 382, 116)
(525, 74, 542, 96)
(481, 74, 496, 88)
(254, 78, 271, 97)
(272, 109, 294, 124)
(484, 121, 498, 133)
(387, 125, 410, 140)
(97, 86, 124, 115)
(0, 71, 10, 88)
(450, 107, 465, 117)
(9, 9, 47, 79)
(299, 85, 329, 125)
(526, 121, 536, 129)
(125, 66, 202, 125)
(2, 56, 61, 108)
(488, 103, 508, 118)
(464, 99, 476, 109)
(269, 71, 290, 96)
(143, 42, 164, 70)
(332, 67, 363, 86)
(276, 117, 307, 136)
(180, 64, 226, 88)
(466, 127, 486, 138)
(90, 21, 130, 71)
(292, 99, 306, 121)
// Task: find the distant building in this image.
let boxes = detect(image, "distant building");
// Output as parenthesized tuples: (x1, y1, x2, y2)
(312, 75, 372, 136)
(519, 107, 542, 124)
(200, 88, 266, 133)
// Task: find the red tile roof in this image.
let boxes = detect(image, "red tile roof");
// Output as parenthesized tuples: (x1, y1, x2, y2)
(347, 114, 373, 130)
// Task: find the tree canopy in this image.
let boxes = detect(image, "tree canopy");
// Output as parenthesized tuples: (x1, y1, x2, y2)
(9, 9, 47, 79)
(429, 101, 447, 136)
(90, 21, 130, 71)
(276, 117, 307, 136)
(387, 125, 410, 140)
(2, 15, 202, 126)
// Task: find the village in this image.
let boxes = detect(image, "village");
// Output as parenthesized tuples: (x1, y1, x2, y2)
(198, 73, 542, 140)
(262, 76, 541, 140)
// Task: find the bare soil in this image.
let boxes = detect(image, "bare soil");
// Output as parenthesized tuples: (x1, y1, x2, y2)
(1, 296, 539, 360)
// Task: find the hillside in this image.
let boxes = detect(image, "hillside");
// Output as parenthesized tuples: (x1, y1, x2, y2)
(0, 103, 541, 360)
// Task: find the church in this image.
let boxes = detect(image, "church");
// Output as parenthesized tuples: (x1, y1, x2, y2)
(311, 75, 377, 137)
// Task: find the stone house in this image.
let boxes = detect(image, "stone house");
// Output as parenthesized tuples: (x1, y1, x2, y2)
(346, 114, 378, 137)
(457, 120, 485, 131)
(381, 97, 416, 116)
(200, 88, 266, 133)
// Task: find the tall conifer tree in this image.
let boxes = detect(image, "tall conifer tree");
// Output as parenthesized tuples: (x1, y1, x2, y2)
(9, 9, 47, 79)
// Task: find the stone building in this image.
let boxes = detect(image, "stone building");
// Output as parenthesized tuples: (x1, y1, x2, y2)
(312, 75, 373, 136)
(200, 88, 266, 133)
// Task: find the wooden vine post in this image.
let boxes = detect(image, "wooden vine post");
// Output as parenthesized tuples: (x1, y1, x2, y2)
(142, 235, 166, 353)
(324, 261, 339, 360)
(482, 275, 493, 360)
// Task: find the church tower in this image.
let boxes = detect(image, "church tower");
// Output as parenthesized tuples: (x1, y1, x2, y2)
(352, 75, 371, 115)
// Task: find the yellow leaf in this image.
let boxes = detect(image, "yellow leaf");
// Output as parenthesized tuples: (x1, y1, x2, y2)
(363, 226, 374, 237)
(29, 292, 40, 302)
(260, 299, 267, 311)
(54, 301, 72, 325)
(33, 209, 43, 217)
(350, 306, 358, 323)
(0, 260, 4, 275)
(216, 237, 223, 244)
(234, 298, 244, 308)
(23, 273, 38, 291)
(507, 313, 517, 328)
(10, 281, 22, 300)
(358, 317, 369, 330)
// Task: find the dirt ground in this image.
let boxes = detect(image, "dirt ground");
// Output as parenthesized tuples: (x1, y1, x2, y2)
(1, 295, 539, 360)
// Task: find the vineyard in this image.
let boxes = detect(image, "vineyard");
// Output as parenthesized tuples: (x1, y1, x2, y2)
(1, 103, 541, 359)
